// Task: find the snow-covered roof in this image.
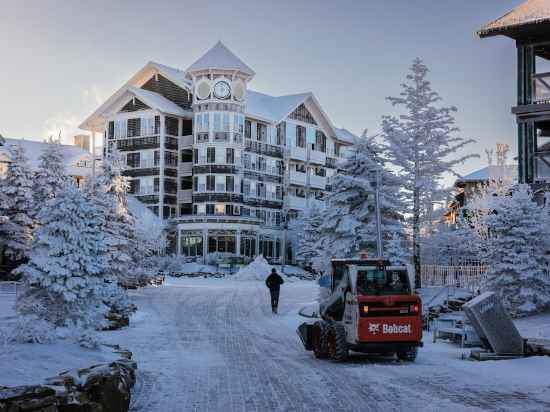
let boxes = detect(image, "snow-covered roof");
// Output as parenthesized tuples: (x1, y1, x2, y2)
(185, 41, 255, 78)
(246, 91, 312, 123)
(128, 86, 188, 117)
(478, 0, 550, 38)
(1, 138, 94, 176)
(334, 127, 358, 144)
(456, 165, 518, 185)
(148, 61, 192, 88)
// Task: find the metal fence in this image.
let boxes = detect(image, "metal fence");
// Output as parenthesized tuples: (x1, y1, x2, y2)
(420, 265, 488, 292)
(0, 281, 22, 298)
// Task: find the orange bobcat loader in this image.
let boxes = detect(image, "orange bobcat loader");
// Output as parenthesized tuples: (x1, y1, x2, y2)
(297, 258, 423, 362)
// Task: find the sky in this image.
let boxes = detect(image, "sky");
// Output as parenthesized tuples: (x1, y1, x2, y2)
(0, 0, 530, 182)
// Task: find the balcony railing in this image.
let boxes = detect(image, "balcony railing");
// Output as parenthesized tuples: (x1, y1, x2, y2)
(179, 163, 192, 175)
(309, 174, 326, 189)
(534, 72, 550, 104)
(285, 195, 306, 210)
(245, 140, 284, 158)
(289, 147, 307, 162)
(134, 187, 158, 196)
(309, 150, 326, 165)
(180, 135, 193, 147)
(289, 170, 307, 186)
(178, 190, 192, 203)
(126, 159, 158, 169)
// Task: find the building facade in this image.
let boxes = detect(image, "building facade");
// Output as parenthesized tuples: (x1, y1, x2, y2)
(479, 0, 550, 186)
(80, 42, 355, 263)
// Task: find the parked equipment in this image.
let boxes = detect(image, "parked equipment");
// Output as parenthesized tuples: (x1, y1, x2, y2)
(297, 258, 423, 362)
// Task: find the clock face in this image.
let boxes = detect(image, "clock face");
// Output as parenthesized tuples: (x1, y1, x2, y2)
(213, 81, 231, 99)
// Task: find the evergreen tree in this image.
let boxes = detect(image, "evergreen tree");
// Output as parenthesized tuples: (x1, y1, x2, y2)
(313, 132, 406, 273)
(33, 138, 67, 212)
(293, 203, 324, 266)
(382, 59, 477, 287)
(480, 184, 550, 316)
(16, 181, 110, 329)
(0, 144, 35, 262)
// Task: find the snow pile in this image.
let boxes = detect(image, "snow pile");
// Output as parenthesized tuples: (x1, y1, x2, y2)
(178, 262, 219, 276)
(232, 255, 274, 281)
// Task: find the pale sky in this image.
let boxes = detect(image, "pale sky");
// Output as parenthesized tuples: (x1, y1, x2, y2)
(0, 0, 528, 182)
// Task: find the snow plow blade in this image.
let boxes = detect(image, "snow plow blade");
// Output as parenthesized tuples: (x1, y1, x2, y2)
(297, 323, 314, 351)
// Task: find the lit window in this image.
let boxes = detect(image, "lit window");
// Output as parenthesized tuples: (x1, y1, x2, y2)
(215, 204, 225, 215)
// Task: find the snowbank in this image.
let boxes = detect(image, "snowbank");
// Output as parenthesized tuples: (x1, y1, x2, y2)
(232, 255, 276, 281)
(178, 262, 219, 276)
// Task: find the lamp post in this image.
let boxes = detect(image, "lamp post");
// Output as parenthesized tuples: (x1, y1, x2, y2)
(368, 168, 383, 259)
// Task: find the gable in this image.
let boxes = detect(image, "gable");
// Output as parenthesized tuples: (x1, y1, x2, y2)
(119, 98, 151, 113)
(288, 103, 317, 125)
(141, 74, 192, 110)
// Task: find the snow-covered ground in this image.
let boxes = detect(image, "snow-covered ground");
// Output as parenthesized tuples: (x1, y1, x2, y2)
(0, 293, 119, 386)
(96, 278, 550, 412)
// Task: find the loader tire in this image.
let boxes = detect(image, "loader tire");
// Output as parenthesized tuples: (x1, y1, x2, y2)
(397, 347, 418, 362)
(327, 322, 348, 362)
(312, 321, 329, 359)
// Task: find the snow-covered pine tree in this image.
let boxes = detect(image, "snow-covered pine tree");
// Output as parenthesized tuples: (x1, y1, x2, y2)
(16, 181, 110, 329)
(293, 203, 324, 266)
(313, 131, 406, 273)
(0, 144, 36, 262)
(382, 58, 477, 287)
(479, 184, 550, 317)
(33, 138, 67, 213)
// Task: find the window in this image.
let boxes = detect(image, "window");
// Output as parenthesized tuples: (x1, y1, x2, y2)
(193, 176, 198, 191)
(108, 121, 115, 139)
(243, 153, 251, 169)
(356, 269, 411, 296)
(215, 204, 225, 215)
(226, 148, 235, 164)
(193, 149, 199, 164)
(213, 112, 222, 131)
(243, 180, 251, 196)
(296, 125, 306, 148)
(180, 204, 192, 216)
(276, 122, 285, 146)
(129, 179, 140, 194)
(207, 147, 216, 163)
(257, 123, 267, 142)
(289, 103, 317, 125)
(180, 176, 192, 190)
(208, 235, 236, 254)
(154, 150, 160, 166)
(127, 118, 141, 137)
(126, 152, 140, 168)
(226, 176, 234, 192)
(165, 151, 178, 167)
(245, 120, 252, 139)
(315, 130, 327, 152)
(240, 237, 256, 258)
(223, 113, 230, 132)
(165, 117, 179, 136)
(164, 179, 178, 194)
(206, 204, 215, 215)
(181, 235, 203, 257)
(207, 175, 215, 191)
(216, 176, 225, 192)
(181, 149, 193, 163)
(154, 178, 160, 193)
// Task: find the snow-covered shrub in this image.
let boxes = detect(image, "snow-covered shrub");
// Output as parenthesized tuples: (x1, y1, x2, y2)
(479, 184, 550, 317)
(9, 315, 56, 344)
(206, 252, 238, 266)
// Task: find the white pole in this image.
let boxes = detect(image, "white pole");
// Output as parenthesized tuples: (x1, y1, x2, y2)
(91, 129, 96, 190)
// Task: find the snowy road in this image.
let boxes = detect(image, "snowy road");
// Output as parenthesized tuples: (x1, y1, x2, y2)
(105, 278, 550, 412)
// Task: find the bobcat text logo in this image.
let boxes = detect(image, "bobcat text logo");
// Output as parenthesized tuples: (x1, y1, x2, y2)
(383, 324, 412, 334)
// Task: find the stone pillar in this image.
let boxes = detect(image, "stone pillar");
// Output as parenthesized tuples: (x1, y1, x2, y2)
(176, 228, 181, 256)
(236, 230, 241, 256)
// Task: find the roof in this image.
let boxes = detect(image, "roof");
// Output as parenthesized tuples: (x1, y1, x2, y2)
(455, 165, 518, 185)
(148, 61, 191, 88)
(185, 41, 255, 77)
(334, 127, 357, 144)
(128, 86, 188, 117)
(246, 90, 312, 123)
(1, 138, 93, 176)
(478, 0, 550, 38)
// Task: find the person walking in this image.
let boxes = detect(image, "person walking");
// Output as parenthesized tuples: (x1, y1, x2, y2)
(265, 268, 284, 314)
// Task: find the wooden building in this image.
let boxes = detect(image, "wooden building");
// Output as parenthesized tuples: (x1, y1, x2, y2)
(479, 0, 550, 186)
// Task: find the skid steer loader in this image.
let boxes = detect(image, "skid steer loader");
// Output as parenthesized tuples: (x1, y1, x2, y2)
(296, 169, 422, 362)
(297, 258, 422, 362)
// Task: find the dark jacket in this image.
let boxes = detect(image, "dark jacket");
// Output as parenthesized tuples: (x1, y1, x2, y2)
(265, 272, 284, 291)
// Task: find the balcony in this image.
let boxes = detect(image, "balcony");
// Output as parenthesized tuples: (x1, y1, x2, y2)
(127, 159, 157, 169)
(289, 170, 307, 186)
(309, 174, 326, 189)
(180, 134, 193, 147)
(179, 162, 192, 175)
(178, 189, 192, 203)
(309, 150, 326, 165)
(289, 146, 307, 162)
(533, 72, 550, 104)
(245, 140, 284, 158)
(285, 195, 306, 210)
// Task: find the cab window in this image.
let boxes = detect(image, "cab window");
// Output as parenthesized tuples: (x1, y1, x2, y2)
(356, 269, 410, 296)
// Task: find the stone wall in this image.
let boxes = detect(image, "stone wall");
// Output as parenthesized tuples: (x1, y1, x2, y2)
(0, 345, 137, 412)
